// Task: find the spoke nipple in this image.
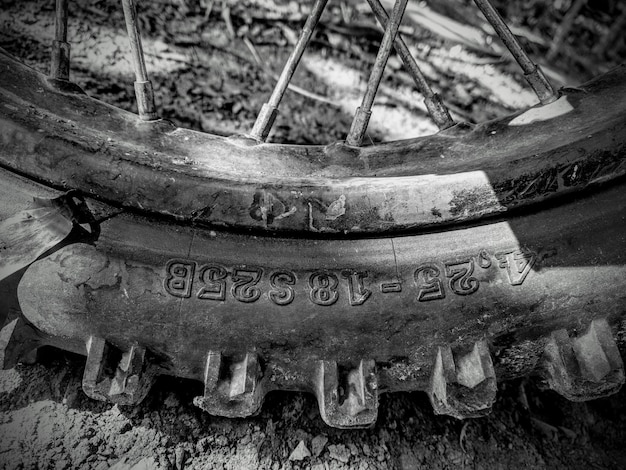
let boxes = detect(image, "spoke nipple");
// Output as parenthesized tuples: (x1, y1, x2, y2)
(51, 0, 70, 81)
(525, 65, 557, 105)
(50, 40, 71, 81)
(346, 107, 372, 147)
(424, 94, 455, 130)
(250, 103, 279, 142)
(134, 80, 158, 121)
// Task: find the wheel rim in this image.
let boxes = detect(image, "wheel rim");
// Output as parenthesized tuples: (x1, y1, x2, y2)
(1, 50, 625, 234)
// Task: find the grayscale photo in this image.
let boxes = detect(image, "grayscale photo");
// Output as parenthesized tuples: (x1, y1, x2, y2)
(0, 0, 625, 468)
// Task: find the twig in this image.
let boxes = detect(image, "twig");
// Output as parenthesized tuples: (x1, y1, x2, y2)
(221, 3, 236, 39)
(242, 36, 339, 107)
(547, 0, 587, 60)
(459, 421, 469, 453)
(593, 4, 626, 57)
(200, 0, 215, 21)
(159, 34, 338, 107)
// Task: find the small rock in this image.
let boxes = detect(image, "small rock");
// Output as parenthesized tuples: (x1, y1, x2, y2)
(131, 457, 161, 470)
(215, 435, 229, 447)
(348, 443, 359, 455)
(164, 393, 179, 408)
(288, 440, 311, 461)
(559, 426, 578, 440)
(118, 422, 132, 434)
(100, 446, 114, 457)
(362, 443, 371, 457)
(109, 457, 131, 470)
(400, 450, 421, 469)
(159, 454, 173, 470)
(54, 460, 70, 470)
(195, 437, 210, 454)
(72, 441, 92, 467)
(328, 444, 350, 463)
(447, 449, 464, 466)
(311, 435, 328, 457)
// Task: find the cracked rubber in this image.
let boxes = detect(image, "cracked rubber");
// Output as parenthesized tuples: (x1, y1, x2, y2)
(1, 50, 625, 428)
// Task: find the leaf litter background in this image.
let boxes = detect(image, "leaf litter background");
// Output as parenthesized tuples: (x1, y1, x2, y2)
(0, 0, 625, 468)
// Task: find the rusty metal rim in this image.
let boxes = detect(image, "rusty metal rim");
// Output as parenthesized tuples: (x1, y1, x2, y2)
(0, 49, 625, 234)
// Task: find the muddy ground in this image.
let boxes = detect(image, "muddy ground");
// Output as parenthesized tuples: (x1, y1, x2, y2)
(1, 0, 626, 468)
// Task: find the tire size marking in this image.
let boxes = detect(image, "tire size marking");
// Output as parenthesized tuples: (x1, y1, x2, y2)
(308, 272, 340, 306)
(163, 248, 548, 306)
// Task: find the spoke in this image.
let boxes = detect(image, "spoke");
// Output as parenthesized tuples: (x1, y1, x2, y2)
(473, 0, 556, 105)
(346, 0, 409, 147)
(249, 0, 329, 142)
(50, 0, 70, 80)
(366, 0, 454, 130)
(121, 0, 158, 121)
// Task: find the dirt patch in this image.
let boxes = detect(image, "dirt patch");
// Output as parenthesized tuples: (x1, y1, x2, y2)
(2, 350, 626, 469)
